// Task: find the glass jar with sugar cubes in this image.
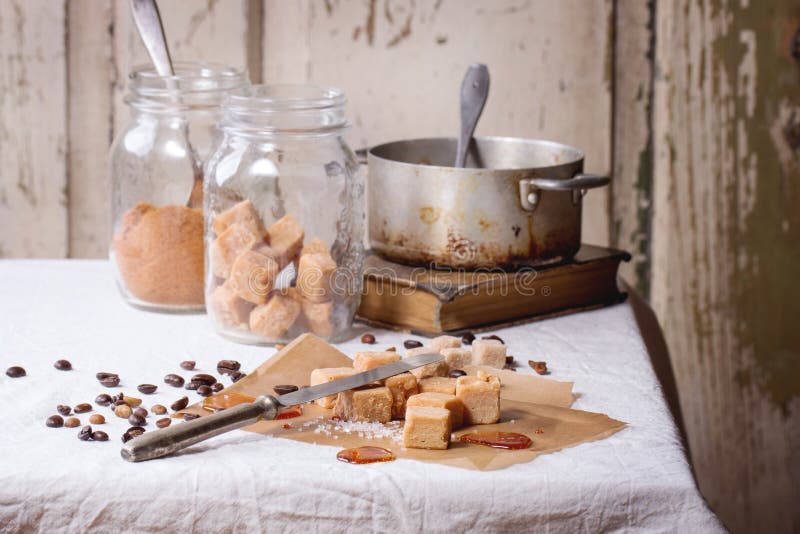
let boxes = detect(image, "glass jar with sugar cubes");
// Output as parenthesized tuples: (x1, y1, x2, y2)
(204, 85, 365, 344)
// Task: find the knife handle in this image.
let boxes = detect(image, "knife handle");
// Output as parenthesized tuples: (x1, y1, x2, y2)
(121, 395, 279, 462)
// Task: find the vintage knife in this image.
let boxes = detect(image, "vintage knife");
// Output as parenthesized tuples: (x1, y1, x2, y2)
(121, 352, 443, 462)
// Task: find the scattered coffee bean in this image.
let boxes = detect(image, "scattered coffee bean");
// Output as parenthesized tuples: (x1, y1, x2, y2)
(273, 384, 299, 396)
(74, 403, 92, 414)
(191, 373, 217, 386)
(481, 334, 504, 344)
(114, 404, 132, 419)
(46, 415, 64, 428)
(111, 392, 125, 404)
(229, 371, 245, 383)
(185, 381, 199, 391)
(449, 369, 467, 378)
(57, 405, 72, 416)
(64, 417, 80, 428)
(216, 360, 241, 375)
(98, 374, 120, 387)
(78, 425, 92, 441)
(197, 385, 213, 397)
(113, 399, 128, 407)
(164, 374, 185, 387)
(121, 432, 133, 443)
(127, 426, 145, 436)
(171, 396, 189, 411)
(529, 360, 548, 375)
(123, 396, 142, 407)
(505, 355, 515, 365)
(54, 359, 72, 371)
(89, 414, 105, 424)
(404, 340, 423, 349)
(156, 418, 171, 428)
(180, 360, 196, 371)
(212, 382, 223, 392)
(361, 333, 376, 344)
(461, 332, 476, 345)
(128, 414, 145, 426)
(386, 347, 397, 352)
(5, 366, 25, 378)
(183, 413, 200, 421)
(95, 393, 113, 406)
(91, 431, 108, 441)
(137, 384, 157, 395)
(133, 407, 148, 418)
(151, 404, 167, 415)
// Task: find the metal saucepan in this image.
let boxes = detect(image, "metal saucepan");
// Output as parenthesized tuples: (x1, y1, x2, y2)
(366, 136, 610, 269)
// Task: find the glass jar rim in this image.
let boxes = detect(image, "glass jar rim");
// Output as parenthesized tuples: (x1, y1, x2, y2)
(225, 84, 346, 112)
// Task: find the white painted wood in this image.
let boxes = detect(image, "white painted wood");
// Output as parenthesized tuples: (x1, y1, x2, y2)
(0, 0, 68, 258)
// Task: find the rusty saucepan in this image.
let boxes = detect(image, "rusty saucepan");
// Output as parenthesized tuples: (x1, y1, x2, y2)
(366, 136, 609, 269)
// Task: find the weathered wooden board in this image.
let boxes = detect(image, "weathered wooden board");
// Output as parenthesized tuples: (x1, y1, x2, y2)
(0, 0, 67, 258)
(652, 1, 800, 532)
(263, 0, 613, 247)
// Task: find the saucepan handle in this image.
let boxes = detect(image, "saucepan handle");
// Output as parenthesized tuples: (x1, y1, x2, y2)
(354, 147, 369, 166)
(120, 395, 280, 462)
(519, 173, 610, 211)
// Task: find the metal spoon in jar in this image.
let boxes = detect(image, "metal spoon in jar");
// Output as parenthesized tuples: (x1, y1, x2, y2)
(454, 63, 490, 168)
(129, 0, 204, 209)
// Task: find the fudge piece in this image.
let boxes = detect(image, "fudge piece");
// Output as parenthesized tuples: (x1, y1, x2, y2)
(252, 242, 283, 265)
(301, 299, 334, 338)
(456, 372, 501, 425)
(310, 367, 357, 408)
(297, 252, 337, 303)
(406, 347, 450, 379)
(333, 386, 393, 423)
(208, 283, 254, 329)
(440, 348, 472, 372)
(407, 392, 464, 429)
(429, 335, 461, 352)
(211, 223, 259, 278)
(384, 373, 419, 420)
(353, 351, 401, 372)
(267, 214, 304, 267)
(213, 199, 266, 239)
(402, 406, 451, 450)
(418, 376, 457, 395)
(248, 295, 301, 339)
(471, 339, 507, 369)
(301, 237, 329, 256)
(228, 250, 280, 305)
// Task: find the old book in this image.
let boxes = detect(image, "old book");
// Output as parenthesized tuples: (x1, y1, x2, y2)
(357, 245, 630, 334)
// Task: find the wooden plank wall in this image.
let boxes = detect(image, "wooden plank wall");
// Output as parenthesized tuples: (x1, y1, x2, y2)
(0, 1, 798, 532)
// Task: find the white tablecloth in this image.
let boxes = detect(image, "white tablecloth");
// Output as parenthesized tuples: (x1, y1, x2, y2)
(0, 260, 722, 533)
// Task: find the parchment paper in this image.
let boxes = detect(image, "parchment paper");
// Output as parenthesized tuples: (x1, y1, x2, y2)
(180, 334, 626, 471)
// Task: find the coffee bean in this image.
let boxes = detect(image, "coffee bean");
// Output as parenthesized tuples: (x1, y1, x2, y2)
(481, 334, 504, 344)
(461, 332, 476, 345)
(216, 360, 241, 375)
(95, 393, 113, 406)
(183, 413, 200, 421)
(137, 384, 157, 395)
(5, 366, 25, 378)
(191, 373, 216, 386)
(273, 384, 299, 396)
(57, 405, 72, 416)
(128, 414, 145, 426)
(124, 396, 142, 407)
(197, 385, 213, 397)
(127, 426, 145, 436)
(180, 360, 196, 371)
(164, 374, 185, 387)
(74, 403, 92, 414)
(185, 381, 199, 391)
(212, 382, 223, 392)
(404, 340, 423, 349)
(91, 431, 109, 441)
(64, 417, 80, 428)
(361, 333, 376, 344)
(449, 369, 467, 378)
(89, 414, 105, 424)
(505, 355, 515, 365)
(528, 360, 548, 375)
(54, 359, 72, 371)
(133, 407, 148, 418)
(113, 399, 128, 407)
(121, 432, 133, 443)
(229, 371, 245, 383)
(114, 404, 132, 419)
(151, 404, 167, 415)
(78, 425, 92, 441)
(171, 396, 189, 411)
(110, 392, 125, 404)
(156, 418, 171, 428)
(386, 346, 397, 352)
(99, 375, 120, 387)
(46, 415, 64, 428)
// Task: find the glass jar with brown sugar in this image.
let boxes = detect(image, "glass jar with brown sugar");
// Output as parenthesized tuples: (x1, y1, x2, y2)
(110, 62, 247, 312)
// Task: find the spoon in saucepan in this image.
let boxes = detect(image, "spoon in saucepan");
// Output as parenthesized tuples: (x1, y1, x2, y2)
(454, 63, 490, 168)
(129, 0, 204, 209)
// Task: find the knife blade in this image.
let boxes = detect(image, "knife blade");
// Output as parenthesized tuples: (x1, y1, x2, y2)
(121, 352, 444, 462)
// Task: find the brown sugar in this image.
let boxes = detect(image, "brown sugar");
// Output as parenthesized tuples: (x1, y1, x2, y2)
(112, 202, 205, 306)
